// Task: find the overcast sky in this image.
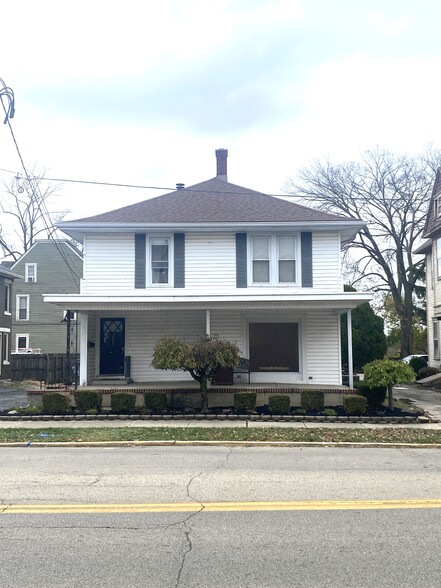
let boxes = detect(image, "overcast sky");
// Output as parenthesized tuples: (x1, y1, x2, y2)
(1, 0, 441, 226)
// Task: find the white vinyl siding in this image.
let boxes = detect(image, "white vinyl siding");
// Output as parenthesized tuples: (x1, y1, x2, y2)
(306, 310, 341, 385)
(83, 234, 135, 294)
(185, 233, 236, 289)
(312, 232, 341, 291)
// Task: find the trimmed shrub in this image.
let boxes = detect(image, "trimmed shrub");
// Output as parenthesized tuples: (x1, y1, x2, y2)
(110, 392, 136, 413)
(323, 408, 337, 417)
(417, 366, 439, 380)
(144, 392, 167, 412)
(409, 356, 428, 375)
(300, 390, 324, 411)
(268, 395, 290, 415)
(357, 384, 387, 408)
(42, 392, 70, 414)
(343, 394, 367, 415)
(74, 390, 102, 413)
(234, 393, 257, 413)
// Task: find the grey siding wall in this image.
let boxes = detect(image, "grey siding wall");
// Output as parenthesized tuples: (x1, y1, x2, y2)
(11, 241, 83, 354)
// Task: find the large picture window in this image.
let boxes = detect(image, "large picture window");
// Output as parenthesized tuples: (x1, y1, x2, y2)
(249, 323, 299, 372)
(251, 235, 297, 285)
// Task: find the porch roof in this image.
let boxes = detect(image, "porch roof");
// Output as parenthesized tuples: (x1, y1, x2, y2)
(44, 291, 372, 311)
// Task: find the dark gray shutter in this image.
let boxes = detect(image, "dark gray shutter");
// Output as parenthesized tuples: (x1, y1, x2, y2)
(236, 233, 247, 288)
(135, 234, 146, 289)
(174, 233, 185, 288)
(301, 232, 313, 287)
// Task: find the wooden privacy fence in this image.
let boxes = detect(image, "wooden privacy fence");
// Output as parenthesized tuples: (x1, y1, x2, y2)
(10, 354, 79, 385)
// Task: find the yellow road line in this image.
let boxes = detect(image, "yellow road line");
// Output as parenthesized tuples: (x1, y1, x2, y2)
(2, 498, 441, 514)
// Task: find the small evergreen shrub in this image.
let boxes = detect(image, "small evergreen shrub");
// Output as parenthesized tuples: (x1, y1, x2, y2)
(268, 395, 291, 415)
(417, 366, 439, 380)
(234, 393, 257, 413)
(42, 392, 70, 414)
(74, 390, 102, 413)
(357, 384, 387, 408)
(292, 408, 306, 415)
(409, 356, 428, 375)
(111, 392, 136, 413)
(144, 392, 167, 412)
(343, 394, 367, 415)
(323, 408, 337, 417)
(301, 390, 324, 411)
(85, 408, 98, 415)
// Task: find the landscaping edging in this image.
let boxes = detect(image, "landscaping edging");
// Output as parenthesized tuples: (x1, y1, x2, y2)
(0, 413, 429, 424)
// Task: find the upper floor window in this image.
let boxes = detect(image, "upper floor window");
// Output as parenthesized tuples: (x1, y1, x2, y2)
(250, 235, 297, 285)
(436, 196, 441, 218)
(16, 295, 29, 321)
(25, 263, 37, 283)
(150, 237, 170, 285)
(4, 283, 11, 314)
(437, 239, 441, 279)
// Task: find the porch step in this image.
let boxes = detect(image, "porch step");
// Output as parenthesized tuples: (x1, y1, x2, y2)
(89, 377, 132, 386)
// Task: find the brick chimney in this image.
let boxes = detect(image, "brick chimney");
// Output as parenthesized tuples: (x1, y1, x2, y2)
(215, 148, 228, 181)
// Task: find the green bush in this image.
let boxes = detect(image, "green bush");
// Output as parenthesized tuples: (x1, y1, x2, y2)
(85, 408, 98, 415)
(343, 394, 367, 415)
(268, 395, 290, 415)
(417, 366, 439, 380)
(74, 390, 102, 413)
(144, 392, 167, 412)
(409, 357, 427, 375)
(357, 384, 387, 408)
(110, 392, 136, 413)
(300, 390, 324, 411)
(42, 392, 70, 414)
(323, 408, 337, 417)
(234, 393, 257, 413)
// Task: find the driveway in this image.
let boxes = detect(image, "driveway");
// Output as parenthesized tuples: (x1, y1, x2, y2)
(0, 382, 29, 410)
(394, 383, 441, 421)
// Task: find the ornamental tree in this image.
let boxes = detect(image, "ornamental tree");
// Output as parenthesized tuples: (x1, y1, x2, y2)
(151, 335, 240, 411)
(363, 359, 416, 410)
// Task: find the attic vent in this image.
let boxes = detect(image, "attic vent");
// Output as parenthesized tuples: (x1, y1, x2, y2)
(176, 183, 185, 190)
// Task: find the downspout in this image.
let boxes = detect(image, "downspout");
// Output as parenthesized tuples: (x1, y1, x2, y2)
(206, 309, 211, 336)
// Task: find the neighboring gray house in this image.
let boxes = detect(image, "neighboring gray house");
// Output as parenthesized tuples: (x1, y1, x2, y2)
(0, 265, 21, 378)
(10, 240, 83, 354)
(46, 149, 371, 388)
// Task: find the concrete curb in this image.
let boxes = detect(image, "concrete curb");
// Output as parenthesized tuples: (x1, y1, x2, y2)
(1, 440, 441, 449)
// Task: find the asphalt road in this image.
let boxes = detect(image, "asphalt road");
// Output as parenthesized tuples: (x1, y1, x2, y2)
(0, 446, 440, 587)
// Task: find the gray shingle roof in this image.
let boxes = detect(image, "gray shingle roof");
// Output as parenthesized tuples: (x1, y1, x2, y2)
(71, 177, 350, 224)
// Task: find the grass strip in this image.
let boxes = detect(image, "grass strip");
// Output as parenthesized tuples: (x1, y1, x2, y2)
(0, 427, 440, 444)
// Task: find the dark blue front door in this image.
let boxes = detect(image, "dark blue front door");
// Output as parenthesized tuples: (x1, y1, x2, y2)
(100, 318, 125, 375)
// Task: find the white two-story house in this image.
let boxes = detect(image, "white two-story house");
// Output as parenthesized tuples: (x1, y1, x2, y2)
(416, 169, 441, 368)
(45, 149, 371, 388)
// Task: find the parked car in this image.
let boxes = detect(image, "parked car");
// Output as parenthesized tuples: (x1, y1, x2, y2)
(402, 354, 428, 366)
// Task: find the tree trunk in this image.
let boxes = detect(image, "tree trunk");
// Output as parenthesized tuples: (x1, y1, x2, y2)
(387, 383, 394, 411)
(200, 375, 208, 412)
(400, 307, 413, 358)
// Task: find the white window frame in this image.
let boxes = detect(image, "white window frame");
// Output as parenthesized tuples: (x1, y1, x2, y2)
(1, 332, 10, 365)
(25, 263, 37, 283)
(148, 235, 173, 286)
(434, 320, 440, 361)
(249, 234, 298, 286)
(15, 333, 29, 352)
(16, 294, 30, 321)
(4, 282, 11, 315)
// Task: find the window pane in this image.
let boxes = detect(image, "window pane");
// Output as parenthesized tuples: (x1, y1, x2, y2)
(17, 337, 27, 349)
(151, 239, 169, 284)
(249, 323, 299, 372)
(253, 237, 269, 259)
(278, 237, 295, 259)
(18, 297, 28, 320)
(253, 260, 269, 283)
(279, 260, 295, 282)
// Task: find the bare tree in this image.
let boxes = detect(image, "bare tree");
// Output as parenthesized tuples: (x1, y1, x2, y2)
(0, 171, 69, 260)
(286, 147, 441, 357)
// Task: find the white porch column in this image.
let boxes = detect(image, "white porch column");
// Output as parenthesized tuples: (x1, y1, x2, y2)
(79, 311, 89, 386)
(347, 309, 354, 388)
(206, 309, 211, 336)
